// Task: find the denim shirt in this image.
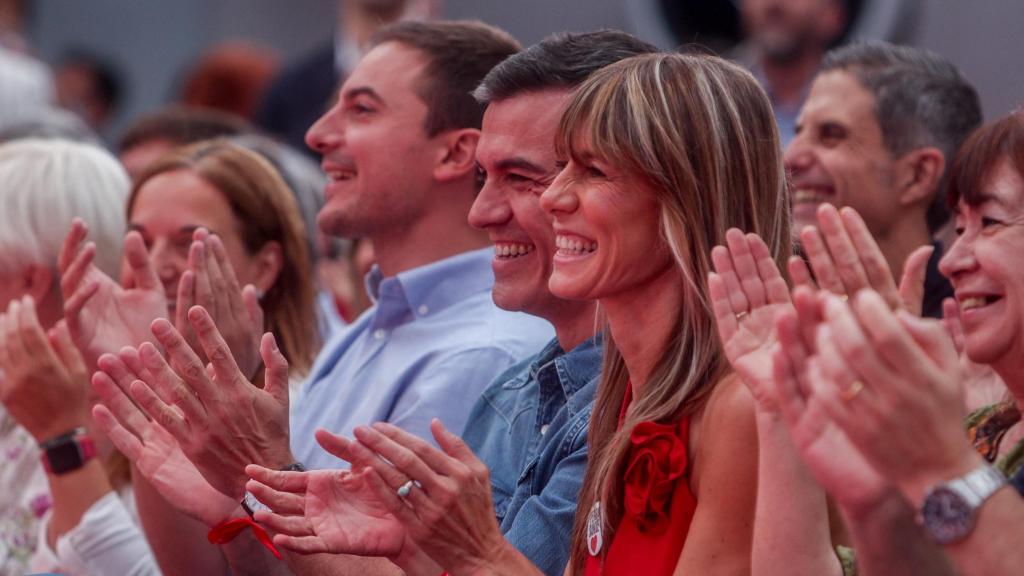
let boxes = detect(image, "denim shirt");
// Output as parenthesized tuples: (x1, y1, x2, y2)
(462, 335, 602, 576)
(292, 248, 554, 469)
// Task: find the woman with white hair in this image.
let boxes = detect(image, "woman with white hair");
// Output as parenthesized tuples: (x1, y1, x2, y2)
(0, 138, 159, 575)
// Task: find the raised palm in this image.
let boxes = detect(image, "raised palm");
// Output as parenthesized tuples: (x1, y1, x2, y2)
(300, 469, 408, 557)
(71, 273, 166, 364)
(59, 223, 167, 366)
(786, 393, 888, 511)
(709, 230, 793, 412)
(132, 420, 238, 526)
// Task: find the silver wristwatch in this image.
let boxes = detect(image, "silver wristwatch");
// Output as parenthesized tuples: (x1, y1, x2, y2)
(920, 463, 1006, 544)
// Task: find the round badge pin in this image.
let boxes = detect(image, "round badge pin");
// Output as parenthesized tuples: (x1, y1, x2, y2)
(587, 500, 603, 556)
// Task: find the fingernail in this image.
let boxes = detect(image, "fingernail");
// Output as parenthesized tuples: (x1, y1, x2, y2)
(151, 318, 171, 336)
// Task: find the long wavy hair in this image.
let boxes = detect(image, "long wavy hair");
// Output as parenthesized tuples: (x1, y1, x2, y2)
(563, 53, 790, 572)
(127, 140, 318, 376)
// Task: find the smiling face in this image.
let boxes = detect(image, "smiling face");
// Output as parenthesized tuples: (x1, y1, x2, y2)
(939, 159, 1024, 370)
(539, 135, 673, 302)
(305, 41, 438, 240)
(784, 70, 900, 237)
(469, 90, 571, 316)
(129, 169, 262, 313)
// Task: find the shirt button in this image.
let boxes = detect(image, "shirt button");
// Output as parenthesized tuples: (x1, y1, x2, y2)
(540, 424, 550, 435)
(373, 329, 386, 340)
(418, 305, 429, 316)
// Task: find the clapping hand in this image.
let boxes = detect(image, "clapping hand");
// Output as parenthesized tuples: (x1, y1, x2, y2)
(102, 306, 292, 500)
(0, 297, 90, 442)
(91, 350, 239, 527)
(245, 434, 410, 559)
(709, 229, 793, 413)
(59, 220, 167, 367)
(790, 204, 934, 315)
(175, 230, 264, 380)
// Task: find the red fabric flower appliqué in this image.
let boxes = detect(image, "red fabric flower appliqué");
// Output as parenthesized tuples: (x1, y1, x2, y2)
(622, 420, 687, 533)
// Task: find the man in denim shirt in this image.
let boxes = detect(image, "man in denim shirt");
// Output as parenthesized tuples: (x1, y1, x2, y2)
(360, 31, 659, 575)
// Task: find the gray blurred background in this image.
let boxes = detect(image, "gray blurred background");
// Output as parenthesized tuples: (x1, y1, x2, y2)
(21, 0, 1024, 141)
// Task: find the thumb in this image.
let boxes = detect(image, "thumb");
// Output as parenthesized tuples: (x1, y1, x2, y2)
(941, 298, 965, 355)
(260, 332, 290, 404)
(898, 244, 934, 316)
(896, 310, 954, 365)
(431, 418, 472, 461)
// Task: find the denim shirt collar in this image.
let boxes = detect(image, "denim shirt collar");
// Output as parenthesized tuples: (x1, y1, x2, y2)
(363, 247, 496, 329)
(520, 334, 602, 416)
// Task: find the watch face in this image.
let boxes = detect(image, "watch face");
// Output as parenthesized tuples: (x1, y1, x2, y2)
(922, 486, 974, 544)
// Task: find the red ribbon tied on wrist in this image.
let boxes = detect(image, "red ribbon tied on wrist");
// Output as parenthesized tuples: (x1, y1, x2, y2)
(207, 517, 283, 559)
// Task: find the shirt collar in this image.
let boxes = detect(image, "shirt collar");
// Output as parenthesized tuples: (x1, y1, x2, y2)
(363, 247, 496, 327)
(529, 334, 603, 401)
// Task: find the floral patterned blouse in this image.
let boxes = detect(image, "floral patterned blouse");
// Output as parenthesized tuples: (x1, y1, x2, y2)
(0, 407, 52, 576)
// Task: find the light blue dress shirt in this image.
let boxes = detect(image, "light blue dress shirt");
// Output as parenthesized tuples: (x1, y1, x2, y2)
(291, 248, 554, 470)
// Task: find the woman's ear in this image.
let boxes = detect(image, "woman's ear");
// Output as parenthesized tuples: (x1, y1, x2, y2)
(433, 128, 481, 183)
(250, 241, 285, 294)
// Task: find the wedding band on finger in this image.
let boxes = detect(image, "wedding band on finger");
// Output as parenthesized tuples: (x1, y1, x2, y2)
(735, 310, 749, 321)
(840, 380, 865, 403)
(396, 480, 416, 498)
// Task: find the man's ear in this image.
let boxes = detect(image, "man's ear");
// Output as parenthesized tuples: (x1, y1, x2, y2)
(251, 241, 284, 295)
(433, 128, 481, 183)
(23, 264, 55, 303)
(897, 147, 946, 208)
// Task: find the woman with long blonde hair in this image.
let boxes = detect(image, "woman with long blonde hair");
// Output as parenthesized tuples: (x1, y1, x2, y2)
(542, 52, 789, 575)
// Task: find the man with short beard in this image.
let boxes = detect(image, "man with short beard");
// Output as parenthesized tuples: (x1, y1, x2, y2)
(735, 0, 846, 146)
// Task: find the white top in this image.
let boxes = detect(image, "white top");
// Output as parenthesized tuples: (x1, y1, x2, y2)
(29, 489, 160, 576)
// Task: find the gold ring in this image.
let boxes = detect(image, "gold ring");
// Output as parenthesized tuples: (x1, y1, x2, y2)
(840, 380, 865, 403)
(735, 310, 749, 321)
(839, 294, 849, 303)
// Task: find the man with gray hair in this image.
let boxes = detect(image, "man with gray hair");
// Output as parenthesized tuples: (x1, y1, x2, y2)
(785, 40, 982, 318)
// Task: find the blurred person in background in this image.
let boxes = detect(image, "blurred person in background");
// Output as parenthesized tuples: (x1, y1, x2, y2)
(0, 45, 54, 133)
(256, 0, 439, 154)
(179, 42, 279, 122)
(116, 105, 249, 180)
(735, 0, 847, 146)
(53, 49, 123, 138)
(54, 139, 319, 574)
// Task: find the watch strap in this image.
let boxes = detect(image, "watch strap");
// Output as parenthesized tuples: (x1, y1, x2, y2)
(39, 427, 97, 475)
(947, 464, 1006, 508)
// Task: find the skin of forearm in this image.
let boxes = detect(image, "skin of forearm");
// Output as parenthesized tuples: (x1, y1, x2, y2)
(943, 488, 1024, 576)
(459, 541, 547, 576)
(753, 412, 842, 576)
(131, 473, 231, 575)
(842, 489, 956, 576)
(46, 459, 114, 548)
(278, 552, 406, 576)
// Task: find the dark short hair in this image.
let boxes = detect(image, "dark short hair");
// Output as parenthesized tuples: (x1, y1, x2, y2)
(472, 30, 660, 104)
(821, 41, 982, 232)
(947, 112, 1024, 209)
(117, 106, 250, 153)
(371, 20, 521, 136)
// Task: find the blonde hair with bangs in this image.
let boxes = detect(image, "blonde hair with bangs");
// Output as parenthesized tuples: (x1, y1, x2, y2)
(561, 53, 790, 573)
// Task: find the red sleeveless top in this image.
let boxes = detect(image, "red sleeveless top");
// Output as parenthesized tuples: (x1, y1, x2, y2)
(584, 382, 697, 576)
